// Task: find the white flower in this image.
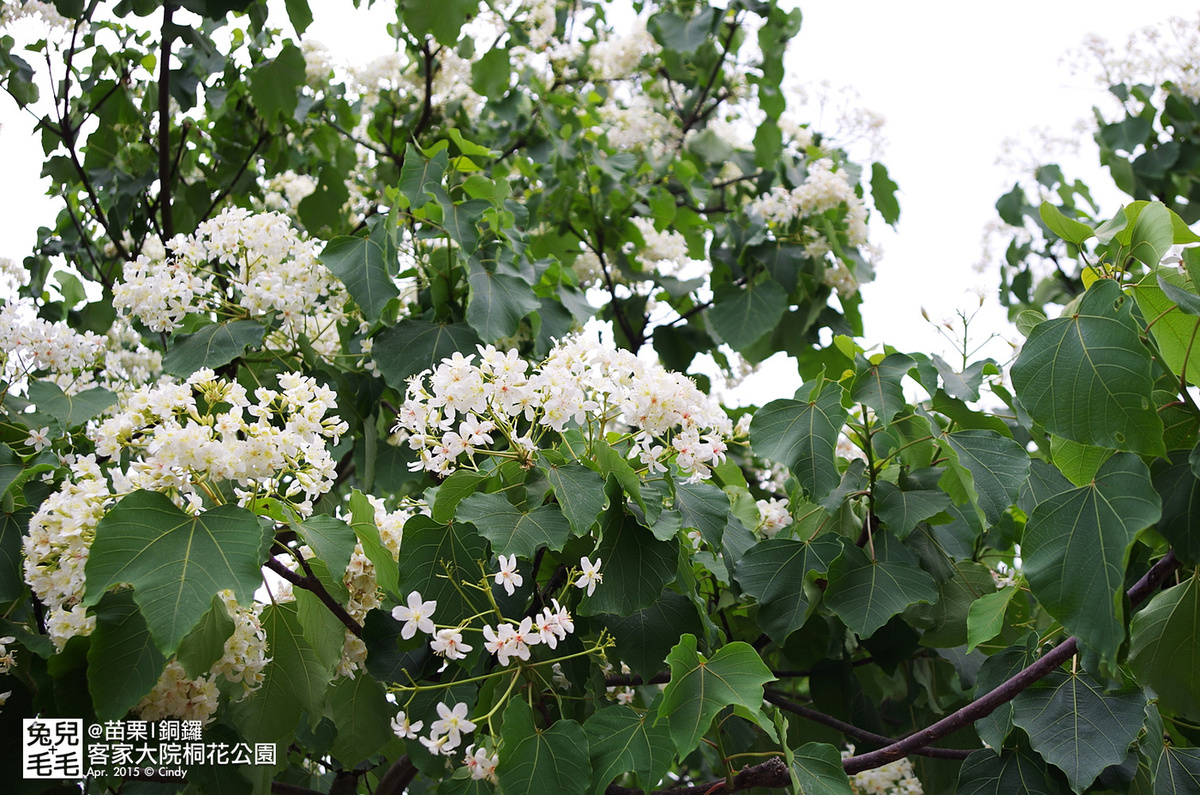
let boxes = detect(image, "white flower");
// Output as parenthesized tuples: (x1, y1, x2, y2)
(494, 554, 523, 596)
(391, 591, 437, 639)
(390, 711, 423, 739)
(466, 745, 498, 782)
(576, 556, 602, 596)
(24, 427, 51, 452)
(430, 628, 472, 661)
(430, 701, 476, 750)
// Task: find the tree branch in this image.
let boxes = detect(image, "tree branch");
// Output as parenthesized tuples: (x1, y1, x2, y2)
(263, 556, 363, 638)
(842, 550, 1180, 774)
(157, 2, 176, 238)
(606, 757, 790, 795)
(375, 755, 418, 795)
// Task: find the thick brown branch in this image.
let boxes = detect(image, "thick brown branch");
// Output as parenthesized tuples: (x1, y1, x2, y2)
(375, 755, 418, 795)
(764, 691, 973, 761)
(842, 550, 1180, 774)
(606, 757, 790, 795)
(158, 2, 176, 238)
(263, 556, 363, 638)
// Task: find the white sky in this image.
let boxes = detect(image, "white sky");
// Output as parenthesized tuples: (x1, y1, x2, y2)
(3, 1, 1198, 402)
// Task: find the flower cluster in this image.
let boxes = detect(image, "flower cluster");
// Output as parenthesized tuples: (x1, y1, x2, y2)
(393, 335, 733, 480)
(756, 498, 793, 538)
(134, 661, 220, 724)
(841, 745, 924, 795)
(391, 701, 482, 759)
(93, 368, 347, 516)
(113, 208, 352, 356)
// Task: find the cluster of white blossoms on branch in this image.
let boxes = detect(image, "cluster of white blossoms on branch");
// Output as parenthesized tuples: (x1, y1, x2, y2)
(756, 498, 793, 538)
(393, 335, 733, 480)
(841, 745, 923, 795)
(112, 208, 352, 356)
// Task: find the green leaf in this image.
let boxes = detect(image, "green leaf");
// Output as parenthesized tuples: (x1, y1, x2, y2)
(584, 705, 675, 795)
(851, 353, 915, 425)
(457, 492, 571, 558)
(466, 260, 541, 341)
(1157, 273, 1200, 316)
(84, 491, 271, 656)
(791, 742, 856, 795)
(431, 469, 490, 524)
(707, 279, 788, 351)
(942, 430, 1030, 526)
(328, 674, 392, 767)
(733, 537, 842, 643)
(283, 0, 312, 34)
(871, 163, 901, 226)
(372, 320, 482, 389)
(918, 561, 998, 648)
(874, 482, 953, 540)
(230, 602, 332, 743)
(499, 699, 591, 795)
(0, 508, 31, 602)
(956, 747, 1061, 795)
(1127, 200, 1174, 269)
(1023, 453, 1161, 659)
(471, 47, 510, 98)
(579, 502, 677, 617)
(647, 7, 718, 53)
(603, 590, 702, 680)
(675, 480, 737, 548)
(27, 380, 117, 432)
(543, 462, 607, 536)
(0, 443, 21, 497)
(348, 490, 399, 598)
(87, 590, 167, 721)
(750, 384, 848, 502)
(1012, 279, 1164, 455)
(658, 634, 775, 755)
(162, 320, 266, 377)
(295, 514, 358, 591)
(396, 514, 491, 624)
(932, 354, 990, 402)
(175, 593, 236, 679)
(966, 588, 1018, 653)
(249, 42, 305, 128)
(1129, 575, 1200, 720)
(1011, 670, 1147, 793)
(1048, 436, 1114, 487)
(1129, 272, 1200, 386)
(1040, 202, 1095, 246)
(1156, 746, 1200, 795)
(320, 226, 399, 324)
(1151, 453, 1200, 566)
(398, 143, 448, 209)
(294, 589, 346, 673)
(973, 635, 1039, 751)
(823, 540, 938, 638)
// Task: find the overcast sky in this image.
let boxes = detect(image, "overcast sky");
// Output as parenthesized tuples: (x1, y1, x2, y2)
(3, 1, 1198, 401)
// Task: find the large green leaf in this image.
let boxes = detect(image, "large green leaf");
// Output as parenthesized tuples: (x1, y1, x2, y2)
(249, 42, 305, 128)
(1156, 746, 1200, 795)
(466, 260, 541, 341)
(499, 699, 591, 795)
(371, 320, 482, 388)
(675, 480, 738, 548)
(1022, 453, 1161, 659)
(295, 514, 358, 591)
(707, 279, 788, 351)
(0, 507, 31, 601)
(956, 747, 1062, 795)
(578, 503, 677, 617)
(398, 143, 448, 209)
(850, 353, 915, 425)
(162, 320, 266, 377)
(27, 380, 117, 432)
(966, 587, 1018, 653)
(84, 490, 271, 656)
(431, 469, 490, 524)
(320, 224, 399, 324)
(230, 602, 333, 743)
(175, 593, 236, 679)
(396, 514, 491, 624)
(328, 674, 392, 767)
(823, 540, 938, 638)
(873, 481, 953, 539)
(456, 492, 571, 558)
(603, 590, 702, 680)
(1011, 670, 1147, 793)
(732, 537, 842, 643)
(658, 634, 775, 755)
(750, 382, 847, 502)
(1129, 271, 1200, 387)
(86, 590, 166, 721)
(1151, 453, 1200, 565)
(943, 430, 1030, 526)
(1126, 200, 1173, 269)
(1048, 435, 1114, 487)
(584, 705, 674, 795)
(543, 462, 607, 536)
(1129, 575, 1200, 720)
(1040, 202, 1095, 246)
(790, 742, 855, 795)
(1011, 279, 1164, 455)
